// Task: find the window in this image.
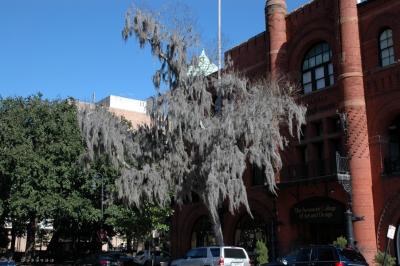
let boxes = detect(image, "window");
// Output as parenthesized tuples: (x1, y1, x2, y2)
(327, 117, 341, 133)
(196, 248, 208, 258)
(311, 247, 337, 261)
(302, 42, 334, 94)
(388, 117, 400, 159)
(380, 29, 395, 67)
(296, 248, 311, 262)
(386, 116, 400, 174)
(223, 248, 246, 259)
(339, 249, 366, 263)
(185, 248, 207, 258)
(252, 165, 265, 186)
(210, 248, 220, 257)
(313, 121, 323, 137)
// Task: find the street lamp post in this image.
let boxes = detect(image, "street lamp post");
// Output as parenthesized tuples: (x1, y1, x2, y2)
(94, 173, 105, 247)
(101, 174, 104, 223)
(336, 111, 364, 248)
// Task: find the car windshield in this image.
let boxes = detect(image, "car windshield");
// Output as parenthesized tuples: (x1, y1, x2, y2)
(223, 248, 246, 259)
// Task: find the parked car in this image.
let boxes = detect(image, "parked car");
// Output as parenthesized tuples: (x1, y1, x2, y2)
(75, 253, 120, 266)
(134, 250, 171, 266)
(0, 253, 15, 266)
(104, 251, 137, 266)
(0, 258, 16, 266)
(170, 246, 250, 266)
(261, 245, 368, 266)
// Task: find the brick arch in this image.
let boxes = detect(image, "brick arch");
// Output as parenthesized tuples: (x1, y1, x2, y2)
(363, 13, 400, 41)
(287, 24, 338, 83)
(376, 192, 400, 250)
(178, 204, 209, 252)
(223, 193, 273, 244)
(363, 13, 400, 68)
(230, 203, 274, 248)
(287, 22, 337, 65)
(369, 97, 400, 136)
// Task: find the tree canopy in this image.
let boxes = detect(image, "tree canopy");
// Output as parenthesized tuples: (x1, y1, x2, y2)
(0, 95, 172, 253)
(78, 7, 306, 244)
(0, 95, 92, 251)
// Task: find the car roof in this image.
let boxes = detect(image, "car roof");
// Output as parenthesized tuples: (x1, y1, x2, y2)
(187, 246, 246, 251)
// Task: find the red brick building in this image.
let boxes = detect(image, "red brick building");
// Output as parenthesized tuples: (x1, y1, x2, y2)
(170, 0, 400, 264)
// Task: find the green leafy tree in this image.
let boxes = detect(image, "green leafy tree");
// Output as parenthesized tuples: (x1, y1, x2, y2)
(374, 250, 396, 266)
(0, 95, 98, 253)
(0, 94, 172, 255)
(255, 240, 269, 265)
(105, 202, 172, 251)
(332, 236, 348, 249)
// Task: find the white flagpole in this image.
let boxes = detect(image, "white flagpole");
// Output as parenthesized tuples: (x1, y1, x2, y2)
(218, 0, 221, 81)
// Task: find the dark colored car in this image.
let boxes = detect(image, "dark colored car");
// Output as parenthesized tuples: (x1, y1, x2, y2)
(105, 251, 137, 266)
(0, 253, 16, 266)
(134, 250, 171, 266)
(262, 245, 368, 266)
(75, 253, 120, 266)
(0, 259, 16, 266)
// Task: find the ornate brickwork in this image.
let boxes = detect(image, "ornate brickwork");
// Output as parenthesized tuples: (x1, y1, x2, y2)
(346, 106, 370, 159)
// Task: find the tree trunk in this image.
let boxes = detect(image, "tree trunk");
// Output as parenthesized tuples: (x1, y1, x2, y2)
(0, 214, 8, 250)
(126, 233, 132, 252)
(209, 210, 224, 246)
(25, 216, 37, 254)
(47, 228, 60, 253)
(211, 218, 224, 246)
(10, 225, 16, 252)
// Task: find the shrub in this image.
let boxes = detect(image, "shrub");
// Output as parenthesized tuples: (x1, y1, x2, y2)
(255, 240, 268, 265)
(374, 250, 396, 266)
(332, 236, 347, 249)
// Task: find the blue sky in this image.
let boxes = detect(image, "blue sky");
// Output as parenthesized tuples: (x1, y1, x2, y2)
(0, 0, 309, 102)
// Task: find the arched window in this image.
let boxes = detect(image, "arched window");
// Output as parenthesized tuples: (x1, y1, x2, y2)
(379, 28, 395, 67)
(302, 42, 334, 94)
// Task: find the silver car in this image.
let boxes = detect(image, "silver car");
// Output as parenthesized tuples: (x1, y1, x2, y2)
(171, 246, 250, 266)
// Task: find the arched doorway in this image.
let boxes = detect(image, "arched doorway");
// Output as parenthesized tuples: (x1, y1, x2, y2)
(291, 197, 346, 245)
(376, 193, 400, 262)
(234, 214, 271, 256)
(190, 216, 216, 248)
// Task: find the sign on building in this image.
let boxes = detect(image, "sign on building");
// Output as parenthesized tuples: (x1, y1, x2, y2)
(387, 225, 396, 240)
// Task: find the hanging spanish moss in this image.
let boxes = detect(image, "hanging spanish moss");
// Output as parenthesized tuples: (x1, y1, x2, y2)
(77, 7, 306, 245)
